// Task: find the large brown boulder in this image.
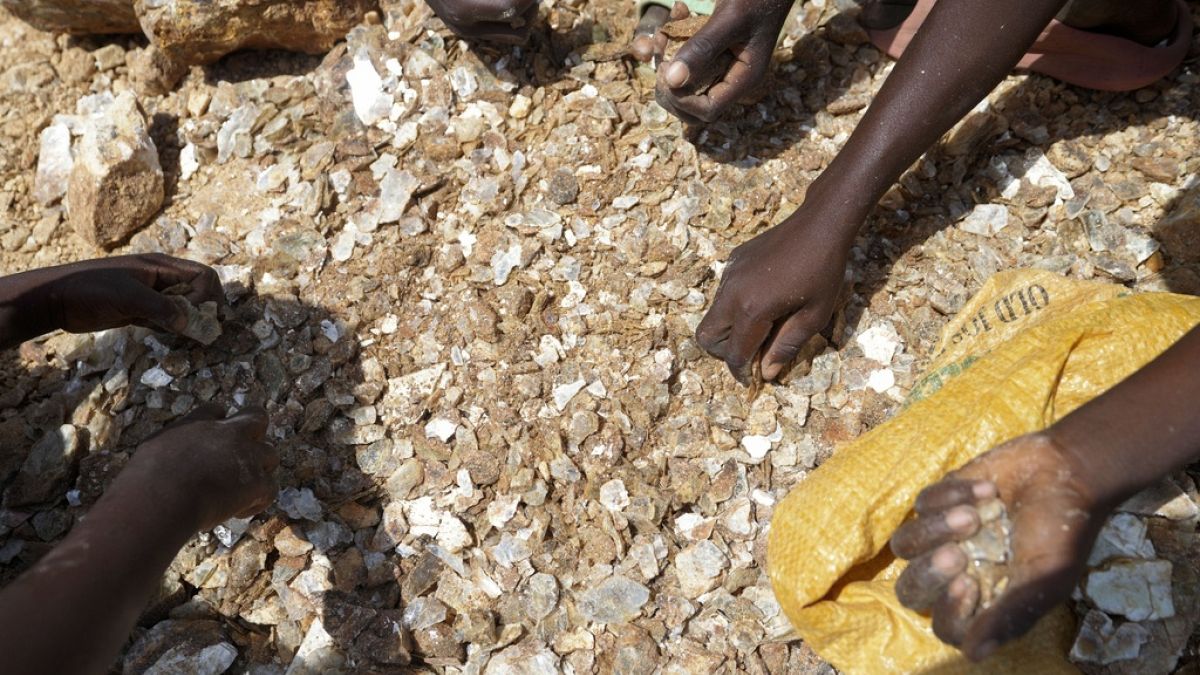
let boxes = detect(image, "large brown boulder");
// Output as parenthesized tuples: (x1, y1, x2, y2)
(133, 0, 378, 91)
(0, 0, 140, 35)
(4, 0, 379, 93)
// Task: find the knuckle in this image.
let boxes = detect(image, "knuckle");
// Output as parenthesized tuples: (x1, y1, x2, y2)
(690, 34, 717, 58)
(440, 7, 469, 26)
(735, 297, 761, 320)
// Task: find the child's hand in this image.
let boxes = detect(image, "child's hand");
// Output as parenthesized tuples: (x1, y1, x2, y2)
(696, 212, 847, 384)
(890, 433, 1105, 661)
(32, 253, 222, 336)
(654, 0, 791, 124)
(425, 0, 538, 43)
(115, 406, 278, 532)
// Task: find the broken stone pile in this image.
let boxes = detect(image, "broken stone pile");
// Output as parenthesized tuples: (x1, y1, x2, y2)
(1070, 476, 1200, 673)
(1, 0, 1200, 672)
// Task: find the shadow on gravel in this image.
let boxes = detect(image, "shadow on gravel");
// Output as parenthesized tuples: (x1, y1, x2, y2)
(0, 277, 421, 670)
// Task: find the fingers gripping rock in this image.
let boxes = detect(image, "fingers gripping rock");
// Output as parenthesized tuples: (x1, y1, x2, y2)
(659, 15, 733, 95)
(164, 284, 222, 345)
(660, 15, 712, 59)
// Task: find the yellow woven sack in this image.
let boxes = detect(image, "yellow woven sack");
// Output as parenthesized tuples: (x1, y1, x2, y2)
(768, 269, 1200, 674)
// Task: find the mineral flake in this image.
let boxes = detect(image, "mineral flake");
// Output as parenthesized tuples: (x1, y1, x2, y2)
(1070, 609, 1150, 664)
(1084, 559, 1175, 622)
(675, 540, 728, 599)
(165, 294, 222, 345)
(578, 575, 650, 624)
(33, 121, 72, 206)
(346, 51, 391, 126)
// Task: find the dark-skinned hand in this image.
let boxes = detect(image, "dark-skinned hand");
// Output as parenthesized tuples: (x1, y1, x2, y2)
(115, 405, 279, 532)
(890, 433, 1105, 661)
(1, 253, 222, 345)
(696, 207, 849, 384)
(654, 0, 792, 124)
(425, 0, 539, 44)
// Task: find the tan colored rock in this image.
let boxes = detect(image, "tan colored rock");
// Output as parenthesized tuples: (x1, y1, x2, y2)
(66, 91, 164, 249)
(0, 0, 140, 35)
(133, 0, 377, 90)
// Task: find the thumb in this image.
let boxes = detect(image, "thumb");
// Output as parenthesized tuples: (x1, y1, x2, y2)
(661, 15, 735, 91)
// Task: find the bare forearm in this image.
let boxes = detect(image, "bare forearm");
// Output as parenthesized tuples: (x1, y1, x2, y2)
(0, 482, 196, 674)
(806, 0, 1069, 227)
(1051, 323, 1200, 509)
(0, 269, 60, 350)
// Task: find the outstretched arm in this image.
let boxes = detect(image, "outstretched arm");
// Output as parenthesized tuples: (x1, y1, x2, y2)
(892, 323, 1200, 659)
(0, 407, 278, 675)
(0, 253, 223, 350)
(696, 0, 1070, 383)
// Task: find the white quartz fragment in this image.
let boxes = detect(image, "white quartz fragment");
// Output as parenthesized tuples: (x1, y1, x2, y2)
(424, 417, 458, 443)
(286, 619, 341, 675)
(741, 424, 782, 460)
(331, 228, 355, 262)
(1088, 514, 1155, 566)
(1070, 609, 1150, 664)
(378, 168, 419, 224)
(867, 368, 896, 393)
(491, 244, 524, 286)
(346, 52, 391, 126)
(277, 487, 323, 522)
(675, 540, 728, 598)
(1024, 150, 1075, 200)
(552, 379, 586, 411)
(179, 142, 199, 181)
(140, 365, 174, 389)
(856, 323, 902, 364)
(960, 203, 1009, 237)
(1084, 559, 1175, 621)
(33, 121, 73, 205)
(599, 479, 630, 512)
(212, 516, 252, 548)
(1119, 479, 1200, 520)
(487, 494, 520, 528)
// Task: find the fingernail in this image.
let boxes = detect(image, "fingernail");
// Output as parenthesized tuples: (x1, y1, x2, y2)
(665, 61, 689, 88)
(932, 546, 963, 573)
(974, 640, 999, 660)
(945, 507, 975, 532)
(972, 482, 997, 499)
(632, 42, 650, 61)
(761, 362, 780, 381)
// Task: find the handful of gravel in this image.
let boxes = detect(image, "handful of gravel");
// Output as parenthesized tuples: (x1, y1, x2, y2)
(163, 283, 222, 345)
(961, 498, 1013, 608)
